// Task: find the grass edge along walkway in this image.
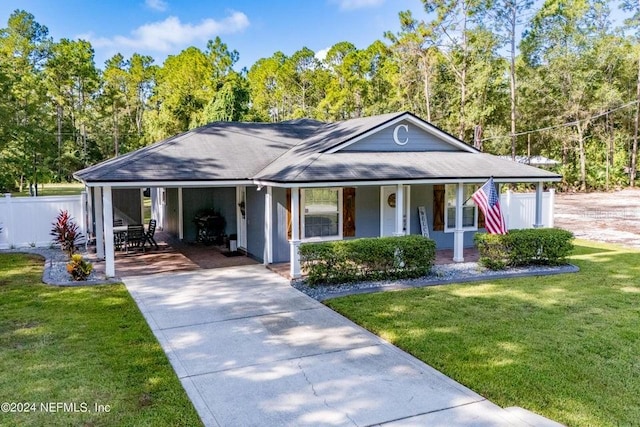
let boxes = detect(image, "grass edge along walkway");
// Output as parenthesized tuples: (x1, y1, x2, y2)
(0, 253, 203, 427)
(326, 240, 640, 427)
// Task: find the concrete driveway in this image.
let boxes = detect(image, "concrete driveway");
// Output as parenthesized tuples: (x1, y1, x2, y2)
(124, 265, 533, 426)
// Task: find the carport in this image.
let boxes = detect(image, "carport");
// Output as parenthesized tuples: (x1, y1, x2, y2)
(81, 182, 255, 277)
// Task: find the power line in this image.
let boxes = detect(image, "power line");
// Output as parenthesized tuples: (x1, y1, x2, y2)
(481, 100, 639, 142)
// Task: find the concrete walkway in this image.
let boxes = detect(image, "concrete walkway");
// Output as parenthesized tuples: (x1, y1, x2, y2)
(124, 265, 544, 427)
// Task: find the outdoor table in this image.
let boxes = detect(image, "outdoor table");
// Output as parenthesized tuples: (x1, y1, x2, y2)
(113, 224, 148, 251)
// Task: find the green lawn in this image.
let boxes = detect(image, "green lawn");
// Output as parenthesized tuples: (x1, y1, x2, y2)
(326, 240, 640, 427)
(0, 253, 202, 427)
(11, 182, 84, 197)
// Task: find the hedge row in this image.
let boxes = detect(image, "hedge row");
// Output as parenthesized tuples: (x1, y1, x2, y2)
(474, 228, 574, 270)
(299, 235, 436, 285)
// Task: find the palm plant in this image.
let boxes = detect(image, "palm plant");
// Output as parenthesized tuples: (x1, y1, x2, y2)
(50, 210, 83, 258)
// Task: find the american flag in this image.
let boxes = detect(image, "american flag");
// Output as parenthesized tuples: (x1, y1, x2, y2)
(472, 178, 507, 234)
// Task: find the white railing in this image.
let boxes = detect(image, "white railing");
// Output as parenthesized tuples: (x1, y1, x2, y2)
(0, 194, 87, 249)
(501, 189, 555, 230)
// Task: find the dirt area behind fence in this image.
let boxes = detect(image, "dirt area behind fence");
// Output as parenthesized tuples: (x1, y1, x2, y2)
(554, 188, 640, 249)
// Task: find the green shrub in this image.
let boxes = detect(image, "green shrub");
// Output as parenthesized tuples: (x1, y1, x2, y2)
(299, 235, 436, 285)
(474, 233, 509, 270)
(475, 228, 574, 270)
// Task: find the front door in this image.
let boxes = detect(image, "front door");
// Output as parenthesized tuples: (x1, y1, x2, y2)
(380, 186, 410, 236)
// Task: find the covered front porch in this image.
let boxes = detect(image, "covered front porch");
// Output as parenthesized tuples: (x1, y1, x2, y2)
(275, 180, 549, 280)
(86, 179, 549, 280)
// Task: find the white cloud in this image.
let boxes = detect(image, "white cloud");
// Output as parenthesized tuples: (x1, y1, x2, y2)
(331, 0, 384, 11)
(145, 0, 168, 12)
(315, 47, 330, 61)
(83, 12, 249, 53)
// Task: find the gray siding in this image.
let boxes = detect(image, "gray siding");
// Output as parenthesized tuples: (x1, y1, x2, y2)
(408, 184, 430, 236)
(243, 183, 480, 264)
(341, 120, 460, 152)
(355, 186, 380, 238)
(182, 187, 237, 242)
(113, 188, 142, 224)
(246, 186, 265, 262)
(165, 188, 179, 236)
(272, 187, 289, 263)
(409, 184, 477, 249)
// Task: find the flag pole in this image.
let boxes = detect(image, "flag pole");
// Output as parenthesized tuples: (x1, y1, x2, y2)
(463, 176, 494, 205)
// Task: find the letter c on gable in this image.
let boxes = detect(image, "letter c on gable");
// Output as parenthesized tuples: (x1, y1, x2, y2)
(393, 124, 409, 145)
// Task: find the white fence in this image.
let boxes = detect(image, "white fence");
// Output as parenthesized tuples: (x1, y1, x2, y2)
(0, 194, 87, 249)
(501, 189, 555, 230)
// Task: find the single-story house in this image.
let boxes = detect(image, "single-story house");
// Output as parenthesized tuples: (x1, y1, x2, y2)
(74, 111, 561, 278)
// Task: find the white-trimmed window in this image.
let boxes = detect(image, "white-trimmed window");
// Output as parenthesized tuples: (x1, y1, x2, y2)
(444, 184, 478, 231)
(302, 188, 342, 240)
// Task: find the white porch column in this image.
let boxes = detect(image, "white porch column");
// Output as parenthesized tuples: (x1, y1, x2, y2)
(453, 182, 465, 262)
(103, 186, 115, 277)
(534, 182, 544, 228)
(290, 188, 301, 279)
(548, 188, 555, 228)
(236, 186, 242, 248)
(394, 184, 405, 236)
(264, 186, 273, 264)
(85, 185, 93, 241)
(94, 186, 104, 259)
(504, 189, 512, 230)
(80, 190, 88, 249)
(178, 187, 184, 240)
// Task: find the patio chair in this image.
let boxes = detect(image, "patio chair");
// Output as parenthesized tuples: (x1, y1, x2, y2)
(145, 219, 159, 250)
(124, 225, 146, 253)
(114, 231, 126, 251)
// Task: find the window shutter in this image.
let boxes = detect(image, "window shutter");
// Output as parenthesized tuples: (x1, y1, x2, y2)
(343, 187, 356, 237)
(478, 208, 486, 229)
(286, 188, 292, 239)
(433, 185, 445, 231)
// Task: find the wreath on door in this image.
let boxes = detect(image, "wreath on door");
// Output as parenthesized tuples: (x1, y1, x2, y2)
(387, 193, 396, 208)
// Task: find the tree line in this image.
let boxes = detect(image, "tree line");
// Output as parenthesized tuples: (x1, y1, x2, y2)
(0, 0, 639, 193)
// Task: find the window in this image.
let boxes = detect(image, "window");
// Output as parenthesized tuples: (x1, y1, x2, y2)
(445, 184, 478, 231)
(302, 188, 342, 239)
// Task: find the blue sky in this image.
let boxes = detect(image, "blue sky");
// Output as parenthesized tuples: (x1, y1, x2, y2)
(0, 0, 430, 70)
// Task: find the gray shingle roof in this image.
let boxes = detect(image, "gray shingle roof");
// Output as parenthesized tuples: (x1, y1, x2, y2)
(74, 112, 561, 184)
(74, 119, 325, 182)
(254, 152, 560, 183)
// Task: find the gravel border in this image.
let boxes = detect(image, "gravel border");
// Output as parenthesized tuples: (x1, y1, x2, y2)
(292, 262, 580, 301)
(2, 247, 120, 286)
(4, 247, 579, 291)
